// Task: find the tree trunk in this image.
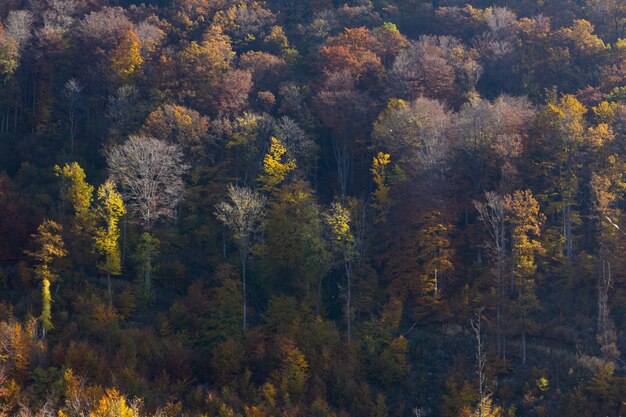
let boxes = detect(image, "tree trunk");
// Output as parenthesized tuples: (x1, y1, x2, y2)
(107, 272, 112, 306)
(344, 253, 351, 342)
(242, 252, 248, 332)
(316, 272, 323, 316)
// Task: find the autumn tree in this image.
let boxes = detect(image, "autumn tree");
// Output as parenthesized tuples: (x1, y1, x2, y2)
(539, 94, 587, 264)
(372, 97, 452, 177)
(25, 220, 67, 339)
(474, 192, 507, 359)
(259, 181, 331, 307)
(105, 135, 188, 230)
(94, 180, 126, 306)
(64, 79, 83, 155)
(370, 152, 392, 224)
(55, 162, 95, 267)
(215, 185, 266, 331)
(312, 71, 375, 196)
(325, 201, 356, 341)
(89, 389, 139, 417)
(505, 189, 545, 365)
(258, 136, 296, 192)
(141, 103, 209, 153)
(109, 30, 143, 83)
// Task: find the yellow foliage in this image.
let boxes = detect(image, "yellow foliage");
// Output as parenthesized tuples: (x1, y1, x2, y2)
(588, 123, 614, 148)
(89, 389, 139, 417)
(326, 202, 352, 243)
(94, 180, 126, 276)
(110, 30, 143, 82)
(258, 137, 296, 192)
(371, 152, 392, 223)
(592, 101, 618, 124)
(54, 162, 94, 224)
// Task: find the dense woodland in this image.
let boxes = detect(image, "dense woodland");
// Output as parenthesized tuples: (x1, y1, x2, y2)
(3, 0, 626, 416)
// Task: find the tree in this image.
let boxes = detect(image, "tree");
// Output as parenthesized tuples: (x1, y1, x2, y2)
(258, 136, 296, 192)
(590, 173, 622, 361)
(215, 185, 266, 331)
(474, 191, 507, 359)
(54, 162, 94, 233)
(325, 202, 356, 341)
(370, 152, 392, 224)
(141, 104, 209, 152)
(312, 71, 375, 196)
(94, 180, 126, 306)
(0, 28, 18, 84)
(105, 135, 188, 230)
(131, 232, 160, 295)
(540, 94, 587, 264)
(25, 220, 67, 339)
(55, 162, 95, 267)
(273, 116, 318, 176)
(5, 10, 33, 50)
(372, 97, 452, 176)
(109, 30, 143, 83)
(505, 189, 545, 365)
(89, 389, 139, 417)
(63, 79, 83, 155)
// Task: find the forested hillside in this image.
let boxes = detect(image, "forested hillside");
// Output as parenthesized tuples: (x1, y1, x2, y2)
(2, 0, 626, 416)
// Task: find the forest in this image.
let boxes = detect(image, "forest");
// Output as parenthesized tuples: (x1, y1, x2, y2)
(2, 0, 626, 416)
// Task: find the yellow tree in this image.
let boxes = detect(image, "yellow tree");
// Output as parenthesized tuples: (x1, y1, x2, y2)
(370, 152, 392, 224)
(505, 189, 545, 365)
(325, 202, 356, 341)
(94, 180, 126, 306)
(89, 389, 139, 417)
(55, 162, 95, 267)
(542, 95, 587, 263)
(55, 162, 94, 232)
(25, 220, 67, 339)
(110, 30, 143, 83)
(258, 136, 296, 192)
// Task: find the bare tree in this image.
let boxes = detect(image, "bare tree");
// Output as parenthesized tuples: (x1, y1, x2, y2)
(215, 185, 266, 331)
(273, 116, 318, 173)
(64, 78, 82, 155)
(105, 135, 188, 230)
(5, 10, 34, 50)
(471, 309, 487, 417)
(107, 85, 139, 140)
(474, 192, 507, 360)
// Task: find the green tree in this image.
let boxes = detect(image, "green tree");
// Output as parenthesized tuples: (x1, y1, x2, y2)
(132, 232, 159, 296)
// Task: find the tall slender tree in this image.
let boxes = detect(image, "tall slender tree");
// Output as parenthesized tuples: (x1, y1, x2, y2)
(215, 185, 266, 331)
(25, 220, 67, 339)
(94, 180, 126, 306)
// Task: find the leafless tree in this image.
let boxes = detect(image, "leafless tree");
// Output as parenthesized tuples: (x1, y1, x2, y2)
(215, 185, 266, 331)
(5, 10, 34, 50)
(474, 192, 507, 360)
(134, 20, 165, 55)
(374, 96, 452, 176)
(105, 135, 189, 230)
(107, 85, 139, 140)
(75, 7, 132, 49)
(471, 308, 490, 417)
(273, 116, 318, 173)
(64, 78, 82, 154)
